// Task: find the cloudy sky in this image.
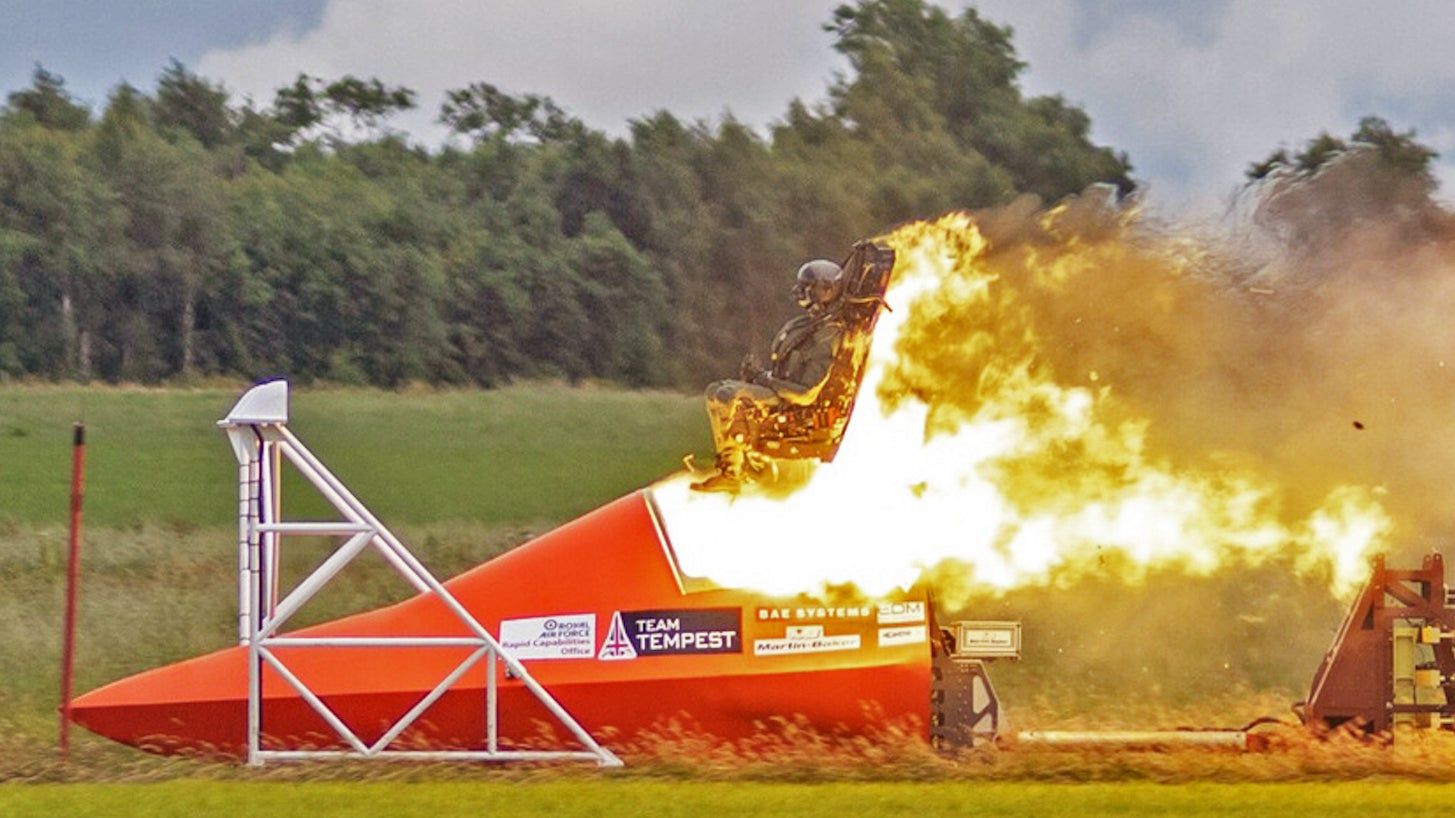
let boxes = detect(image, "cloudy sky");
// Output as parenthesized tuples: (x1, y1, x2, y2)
(5, 0, 1455, 212)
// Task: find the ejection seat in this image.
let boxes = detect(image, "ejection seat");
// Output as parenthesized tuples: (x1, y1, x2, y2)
(750, 240, 896, 465)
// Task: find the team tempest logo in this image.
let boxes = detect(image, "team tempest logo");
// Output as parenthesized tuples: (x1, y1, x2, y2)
(598, 608, 741, 661)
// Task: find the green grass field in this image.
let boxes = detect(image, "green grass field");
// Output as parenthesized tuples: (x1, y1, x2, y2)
(0, 383, 707, 527)
(5, 780, 1455, 818)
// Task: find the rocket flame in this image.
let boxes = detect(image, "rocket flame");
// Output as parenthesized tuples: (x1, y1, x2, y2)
(653, 205, 1391, 603)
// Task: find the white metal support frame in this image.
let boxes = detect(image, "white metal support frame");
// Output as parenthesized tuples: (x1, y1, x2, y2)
(219, 380, 622, 767)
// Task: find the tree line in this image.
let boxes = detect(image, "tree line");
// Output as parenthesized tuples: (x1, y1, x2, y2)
(0, 0, 1132, 388)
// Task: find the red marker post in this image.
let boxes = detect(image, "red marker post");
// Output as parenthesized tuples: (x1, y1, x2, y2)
(59, 421, 86, 760)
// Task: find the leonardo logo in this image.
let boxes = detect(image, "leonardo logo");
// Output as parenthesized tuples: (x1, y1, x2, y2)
(597, 611, 638, 661)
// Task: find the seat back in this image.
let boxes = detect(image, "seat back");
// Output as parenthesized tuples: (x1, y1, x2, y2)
(756, 241, 896, 462)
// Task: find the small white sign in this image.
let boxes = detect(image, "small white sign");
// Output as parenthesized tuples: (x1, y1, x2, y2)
(499, 613, 595, 660)
(878, 625, 927, 647)
(953, 620, 1022, 659)
(753, 633, 861, 656)
(876, 601, 926, 625)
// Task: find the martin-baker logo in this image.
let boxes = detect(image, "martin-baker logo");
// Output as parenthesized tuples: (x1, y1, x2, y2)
(597, 608, 741, 661)
(753, 624, 861, 656)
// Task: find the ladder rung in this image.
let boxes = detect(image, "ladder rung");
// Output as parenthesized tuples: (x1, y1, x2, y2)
(254, 522, 374, 536)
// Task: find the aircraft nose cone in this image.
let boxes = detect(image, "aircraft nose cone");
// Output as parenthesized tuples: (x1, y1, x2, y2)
(70, 649, 249, 755)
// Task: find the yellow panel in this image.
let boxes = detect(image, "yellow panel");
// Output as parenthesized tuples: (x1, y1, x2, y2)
(1394, 625, 1417, 705)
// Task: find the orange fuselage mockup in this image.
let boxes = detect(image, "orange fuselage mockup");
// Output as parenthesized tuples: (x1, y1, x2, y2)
(71, 491, 932, 756)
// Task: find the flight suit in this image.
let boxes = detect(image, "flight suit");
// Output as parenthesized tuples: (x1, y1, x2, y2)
(704, 311, 845, 469)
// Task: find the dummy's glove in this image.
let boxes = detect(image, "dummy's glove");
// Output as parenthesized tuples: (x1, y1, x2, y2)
(739, 353, 762, 382)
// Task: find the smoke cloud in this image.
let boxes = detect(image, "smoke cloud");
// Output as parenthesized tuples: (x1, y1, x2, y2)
(885, 158, 1455, 562)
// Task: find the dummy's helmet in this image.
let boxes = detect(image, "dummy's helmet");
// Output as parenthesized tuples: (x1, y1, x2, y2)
(793, 259, 844, 309)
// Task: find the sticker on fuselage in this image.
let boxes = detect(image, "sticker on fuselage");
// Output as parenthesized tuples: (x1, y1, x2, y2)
(499, 613, 596, 660)
(755, 605, 873, 622)
(598, 611, 638, 661)
(876, 601, 926, 625)
(877, 624, 928, 647)
(598, 608, 742, 661)
(752, 624, 862, 656)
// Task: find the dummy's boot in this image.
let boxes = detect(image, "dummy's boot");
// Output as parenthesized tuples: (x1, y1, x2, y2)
(690, 444, 746, 493)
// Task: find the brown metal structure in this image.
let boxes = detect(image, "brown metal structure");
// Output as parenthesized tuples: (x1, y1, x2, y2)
(1302, 553, 1455, 732)
(930, 658, 1001, 749)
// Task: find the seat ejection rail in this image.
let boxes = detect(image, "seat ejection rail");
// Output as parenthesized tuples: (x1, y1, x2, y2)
(219, 380, 621, 767)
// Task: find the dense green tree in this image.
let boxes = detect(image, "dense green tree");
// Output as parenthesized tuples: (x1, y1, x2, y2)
(570, 212, 666, 384)
(90, 84, 238, 379)
(6, 66, 90, 131)
(827, 0, 1132, 205)
(1246, 116, 1446, 248)
(0, 0, 1137, 388)
(0, 116, 113, 377)
(152, 60, 233, 149)
(440, 82, 573, 143)
(1247, 116, 1438, 184)
(274, 73, 416, 142)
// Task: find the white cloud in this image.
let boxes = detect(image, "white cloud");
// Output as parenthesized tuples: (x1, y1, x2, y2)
(199, 0, 846, 143)
(971, 0, 1455, 211)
